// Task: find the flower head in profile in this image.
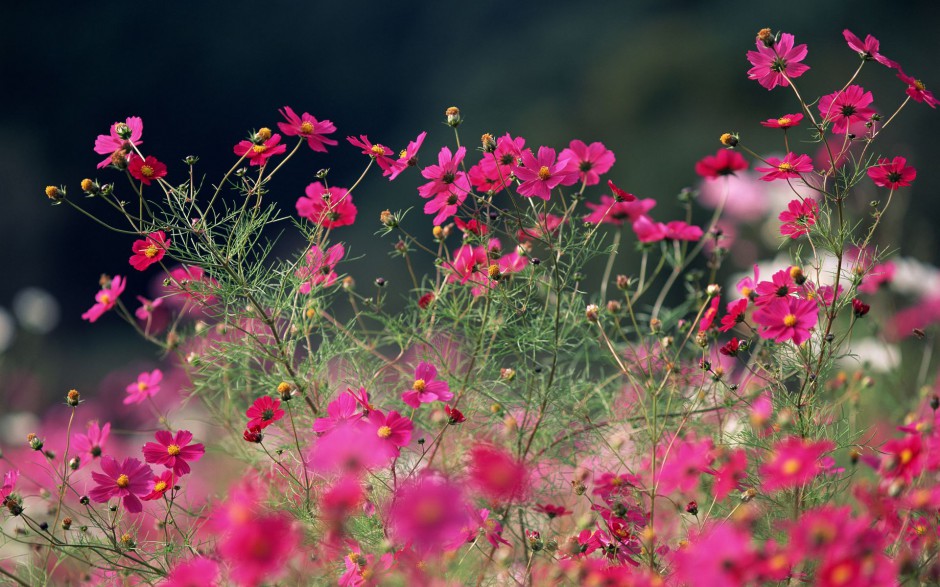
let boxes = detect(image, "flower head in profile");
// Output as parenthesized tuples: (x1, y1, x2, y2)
(128, 154, 168, 185)
(245, 396, 285, 430)
(89, 456, 154, 514)
(761, 436, 835, 491)
(158, 556, 220, 587)
(718, 298, 748, 333)
(233, 132, 288, 166)
(468, 444, 529, 503)
(843, 29, 899, 69)
(752, 296, 818, 345)
(867, 156, 916, 189)
(471, 133, 527, 193)
(142, 470, 175, 502)
(125, 369, 163, 405)
(129, 231, 171, 271)
(818, 85, 876, 134)
(778, 198, 818, 239)
(444, 244, 493, 296)
(387, 472, 472, 555)
(897, 71, 939, 108)
(1, 470, 18, 503)
(760, 113, 804, 129)
(94, 116, 143, 169)
(296, 183, 357, 228)
(584, 195, 654, 226)
(72, 421, 110, 468)
(347, 135, 396, 173)
(296, 243, 345, 293)
(166, 265, 218, 303)
(756, 153, 813, 181)
(746, 32, 810, 90)
(142, 430, 205, 477)
(277, 106, 338, 152)
(386, 131, 427, 181)
(695, 149, 748, 179)
(401, 362, 453, 408)
(559, 140, 615, 186)
(515, 146, 578, 200)
(81, 275, 126, 323)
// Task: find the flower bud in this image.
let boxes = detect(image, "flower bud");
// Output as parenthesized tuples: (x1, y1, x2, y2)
(255, 127, 272, 142)
(606, 300, 621, 314)
(69, 457, 81, 471)
(374, 277, 386, 287)
(488, 264, 501, 280)
(705, 284, 721, 298)
(585, 304, 599, 323)
(757, 28, 774, 46)
(445, 106, 461, 127)
(66, 389, 81, 407)
(277, 381, 294, 401)
(616, 274, 631, 291)
(62, 517, 72, 530)
(500, 369, 515, 382)
(27, 433, 43, 451)
(481, 133, 496, 152)
(45, 185, 64, 202)
(432, 226, 444, 239)
(380, 209, 397, 228)
(649, 318, 662, 334)
(852, 298, 870, 318)
(719, 133, 739, 147)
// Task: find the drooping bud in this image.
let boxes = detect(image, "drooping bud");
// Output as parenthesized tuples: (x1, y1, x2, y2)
(27, 434, 43, 451)
(852, 298, 870, 318)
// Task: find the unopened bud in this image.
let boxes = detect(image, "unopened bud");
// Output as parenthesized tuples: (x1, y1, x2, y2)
(69, 457, 81, 471)
(445, 106, 461, 127)
(606, 300, 621, 314)
(488, 264, 501, 280)
(757, 28, 774, 46)
(650, 318, 662, 334)
(719, 133, 738, 147)
(481, 133, 496, 152)
(500, 369, 515, 382)
(616, 275, 631, 290)
(62, 517, 72, 530)
(277, 381, 294, 401)
(380, 209, 397, 228)
(255, 127, 272, 142)
(27, 434, 43, 451)
(432, 226, 444, 239)
(45, 185, 64, 202)
(585, 304, 599, 323)
(705, 284, 721, 298)
(80, 178, 97, 193)
(66, 389, 81, 407)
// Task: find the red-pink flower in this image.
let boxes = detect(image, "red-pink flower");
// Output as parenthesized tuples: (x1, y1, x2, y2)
(386, 131, 427, 181)
(307, 421, 388, 474)
(719, 299, 748, 333)
(559, 140, 615, 186)
(313, 392, 363, 435)
(158, 557, 220, 587)
(843, 29, 900, 70)
(664, 220, 703, 241)
(89, 456, 154, 514)
(0, 470, 17, 503)
(655, 436, 714, 495)
(81, 275, 126, 323)
(897, 70, 939, 108)
(444, 244, 493, 296)
(129, 230, 171, 270)
(746, 32, 810, 90)
(233, 133, 288, 166)
(695, 149, 748, 179)
(753, 296, 818, 345)
(418, 146, 470, 199)
(818, 85, 876, 134)
(468, 444, 529, 503)
(754, 268, 798, 305)
(760, 112, 804, 129)
(778, 198, 818, 238)
(128, 154, 168, 185)
(296, 182, 357, 228)
(712, 448, 748, 500)
(347, 135, 395, 173)
(166, 265, 218, 303)
(277, 106, 337, 152)
(402, 362, 452, 408)
(296, 243, 345, 293)
(94, 116, 143, 169)
(368, 410, 413, 458)
(761, 436, 835, 491)
(125, 369, 163, 405)
(470, 133, 527, 193)
(756, 153, 813, 181)
(424, 190, 467, 226)
(218, 513, 300, 587)
(514, 146, 578, 200)
(584, 195, 654, 226)
(142, 470, 174, 501)
(135, 295, 163, 322)
(245, 396, 285, 430)
(387, 472, 471, 555)
(867, 156, 916, 189)
(142, 430, 205, 477)
(72, 421, 110, 468)
(535, 503, 573, 519)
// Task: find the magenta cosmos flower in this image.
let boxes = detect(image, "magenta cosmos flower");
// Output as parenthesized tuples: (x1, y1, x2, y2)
(245, 396, 285, 430)
(125, 369, 163, 405)
(755, 153, 813, 181)
(778, 198, 819, 239)
(584, 195, 654, 226)
(760, 112, 803, 129)
(128, 154, 167, 185)
(752, 296, 818, 345)
(81, 275, 126, 323)
(401, 362, 452, 408)
(386, 131, 427, 181)
(347, 134, 395, 173)
(746, 32, 810, 90)
(277, 106, 337, 152)
(142, 470, 174, 501)
(89, 456, 154, 513)
(296, 243, 344, 293)
(424, 190, 467, 226)
(296, 182, 357, 228)
(897, 70, 939, 108)
(843, 29, 900, 70)
(94, 116, 143, 169)
(387, 473, 472, 555)
(515, 146, 578, 200)
(470, 133, 527, 193)
(818, 85, 875, 134)
(129, 230, 171, 271)
(72, 421, 110, 468)
(418, 146, 470, 199)
(559, 140, 615, 186)
(469, 444, 529, 503)
(142, 430, 205, 476)
(867, 156, 916, 189)
(233, 133, 288, 166)
(445, 244, 493, 297)
(761, 436, 835, 491)
(312, 392, 363, 435)
(368, 410, 413, 459)
(159, 557, 220, 587)
(694, 149, 748, 179)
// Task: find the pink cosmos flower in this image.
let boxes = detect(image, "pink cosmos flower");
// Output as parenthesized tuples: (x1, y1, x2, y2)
(72, 421, 110, 468)
(699, 296, 721, 332)
(296, 182, 357, 228)
(737, 265, 760, 299)
(607, 179, 637, 202)
(720, 339, 741, 358)
(158, 557, 220, 587)
(387, 472, 472, 554)
(401, 362, 452, 408)
(218, 513, 300, 587)
(347, 135, 395, 173)
(128, 154, 168, 185)
(135, 295, 163, 322)
(761, 436, 835, 491)
(1, 470, 18, 503)
(81, 275, 126, 323)
(778, 198, 818, 238)
(89, 456, 154, 514)
(313, 392, 363, 435)
(444, 244, 493, 296)
(655, 436, 714, 495)
(245, 396, 285, 430)
(142, 430, 205, 477)
(843, 29, 900, 69)
(753, 296, 818, 345)
(368, 410, 413, 459)
(469, 133, 528, 193)
(631, 215, 667, 243)
(386, 131, 427, 180)
(897, 70, 939, 108)
(424, 190, 467, 226)
(584, 195, 654, 226)
(694, 149, 748, 179)
(94, 116, 143, 169)
(468, 445, 529, 503)
(142, 470, 174, 501)
(867, 156, 916, 189)
(756, 153, 813, 181)
(125, 369, 163, 405)
(558, 140, 615, 186)
(418, 146, 470, 199)
(129, 230, 171, 271)
(514, 146, 578, 200)
(760, 112, 804, 129)
(664, 220, 704, 241)
(671, 523, 760, 585)
(746, 32, 810, 90)
(498, 247, 529, 274)
(718, 298, 749, 333)
(711, 448, 748, 500)
(818, 85, 876, 134)
(296, 243, 345, 293)
(233, 134, 288, 166)
(166, 265, 218, 303)
(307, 420, 388, 474)
(277, 106, 338, 152)
(517, 213, 566, 242)
(754, 268, 799, 305)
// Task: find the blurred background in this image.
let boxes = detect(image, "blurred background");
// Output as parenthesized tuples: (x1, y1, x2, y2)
(2, 0, 939, 417)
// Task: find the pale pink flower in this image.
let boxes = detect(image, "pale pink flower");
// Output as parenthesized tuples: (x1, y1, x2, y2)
(125, 369, 163, 405)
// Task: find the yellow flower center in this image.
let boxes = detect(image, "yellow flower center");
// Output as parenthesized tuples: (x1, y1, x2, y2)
(829, 562, 854, 585)
(537, 166, 551, 180)
(611, 477, 623, 486)
(783, 314, 797, 327)
(399, 149, 408, 159)
(167, 444, 181, 456)
(914, 79, 926, 91)
(777, 117, 791, 126)
(252, 144, 268, 154)
(377, 425, 393, 438)
(140, 165, 154, 177)
(100, 294, 111, 305)
(781, 457, 801, 475)
(916, 524, 928, 536)
(153, 481, 167, 493)
(300, 121, 314, 134)
(116, 474, 130, 488)
(143, 244, 160, 258)
(413, 379, 426, 392)
(415, 500, 442, 524)
(370, 144, 386, 156)
(778, 162, 793, 172)
(740, 286, 752, 298)
(900, 448, 913, 465)
(360, 569, 373, 580)
(348, 552, 361, 564)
